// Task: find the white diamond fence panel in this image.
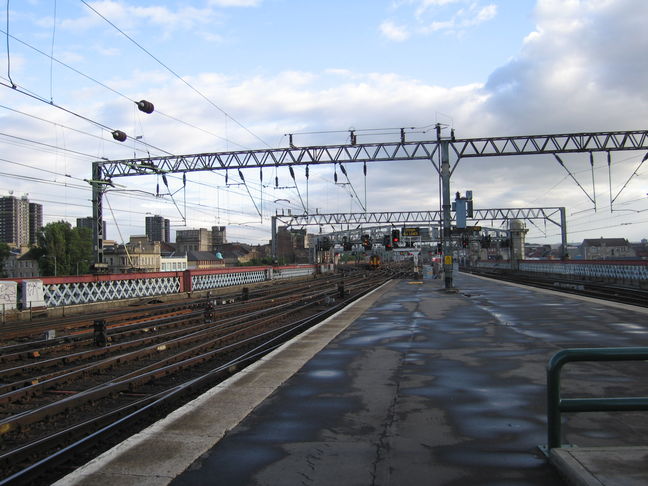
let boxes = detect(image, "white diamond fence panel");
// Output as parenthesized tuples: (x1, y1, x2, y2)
(519, 262, 648, 281)
(191, 270, 268, 291)
(44, 276, 181, 307)
(274, 267, 315, 279)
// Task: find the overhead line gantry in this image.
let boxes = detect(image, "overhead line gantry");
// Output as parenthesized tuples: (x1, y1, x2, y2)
(91, 128, 648, 289)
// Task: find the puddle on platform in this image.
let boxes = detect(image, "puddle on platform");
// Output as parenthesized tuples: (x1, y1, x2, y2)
(342, 330, 412, 346)
(308, 369, 345, 379)
(440, 449, 545, 469)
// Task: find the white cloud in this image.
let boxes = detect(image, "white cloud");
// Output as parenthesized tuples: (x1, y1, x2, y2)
(60, 1, 220, 35)
(389, 0, 498, 37)
(421, 2, 497, 33)
(391, 0, 463, 19)
(209, 0, 262, 6)
(379, 20, 411, 41)
(484, 0, 648, 134)
(472, 4, 497, 24)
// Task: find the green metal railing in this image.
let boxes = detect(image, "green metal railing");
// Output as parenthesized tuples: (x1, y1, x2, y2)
(547, 347, 648, 450)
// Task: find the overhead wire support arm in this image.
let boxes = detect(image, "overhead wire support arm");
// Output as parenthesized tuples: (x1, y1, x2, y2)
(610, 152, 648, 208)
(553, 154, 596, 207)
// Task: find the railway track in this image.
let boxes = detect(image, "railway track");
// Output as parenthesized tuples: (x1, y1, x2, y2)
(0, 267, 400, 485)
(462, 267, 648, 307)
(0, 273, 335, 343)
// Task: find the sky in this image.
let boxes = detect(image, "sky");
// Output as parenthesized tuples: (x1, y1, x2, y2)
(1, 0, 647, 246)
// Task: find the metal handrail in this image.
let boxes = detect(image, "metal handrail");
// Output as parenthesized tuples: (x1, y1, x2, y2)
(546, 347, 648, 450)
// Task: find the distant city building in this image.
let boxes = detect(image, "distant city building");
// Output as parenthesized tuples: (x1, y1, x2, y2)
(28, 203, 42, 246)
(581, 238, 635, 260)
(186, 250, 224, 270)
(160, 255, 188, 272)
(176, 228, 211, 254)
(76, 217, 107, 239)
(3, 247, 40, 278)
(276, 227, 309, 263)
(218, 243, 251, 265)
(145, 215, 170, 243)
(104, 236, 161, 273)
(0, 195, 42, 247)
(211, 226, 227, 248)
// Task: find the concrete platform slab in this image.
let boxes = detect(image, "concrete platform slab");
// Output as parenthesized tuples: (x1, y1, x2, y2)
(550, 446, 648, 486)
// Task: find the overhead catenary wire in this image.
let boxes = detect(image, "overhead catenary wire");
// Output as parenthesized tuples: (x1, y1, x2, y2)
(2, 5, 276, 235)
(80, 0, 270, 150)
(0, 28, 174, 154)
(49, 0, 57, 103)
(0, 27, 249, 152)
(5, 0, 15, 88)
(3, 2, 404, 232)
(526, 218, 648, 240)
(0, 155, 86, 181)
(0, 130, 102, 159)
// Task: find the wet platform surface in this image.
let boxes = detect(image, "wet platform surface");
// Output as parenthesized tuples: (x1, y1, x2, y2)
(59, 270, 648, 486)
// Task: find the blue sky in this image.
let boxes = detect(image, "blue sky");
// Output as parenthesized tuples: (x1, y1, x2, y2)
(18, 1, 535, 83)
(2, 0, 647, 245)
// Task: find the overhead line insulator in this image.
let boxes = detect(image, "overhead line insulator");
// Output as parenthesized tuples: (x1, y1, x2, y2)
(137, 100, 155, 114)
(112, 130, 127, 142)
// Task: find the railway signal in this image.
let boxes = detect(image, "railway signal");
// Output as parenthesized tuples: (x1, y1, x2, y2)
(391, 229, 400, 248)
(361, 234, 371, 250)
(383, 235, 392, 250)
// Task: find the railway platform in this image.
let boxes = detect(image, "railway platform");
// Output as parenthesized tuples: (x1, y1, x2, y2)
(55, 269, 648, 485)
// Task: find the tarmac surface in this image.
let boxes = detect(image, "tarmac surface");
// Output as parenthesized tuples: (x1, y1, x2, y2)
(56, 269, 648, 486)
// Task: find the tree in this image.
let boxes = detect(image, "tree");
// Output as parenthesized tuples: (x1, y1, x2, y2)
(37, 221, 93, 276)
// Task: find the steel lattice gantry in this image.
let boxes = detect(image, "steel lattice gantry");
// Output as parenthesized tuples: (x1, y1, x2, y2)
(91, 129, 648, 286)
(271, 207, 566, 255)
(96, 130, 648, 177)
(274, 207, 565, 227)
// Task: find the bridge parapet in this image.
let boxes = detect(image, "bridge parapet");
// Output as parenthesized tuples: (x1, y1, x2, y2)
(519, 260, 648, 283)
(472, 260, 648, 286)
(7, 265, 322, 310)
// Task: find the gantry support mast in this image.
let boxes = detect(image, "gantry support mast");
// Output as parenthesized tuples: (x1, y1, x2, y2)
(91, 129, 648, 288)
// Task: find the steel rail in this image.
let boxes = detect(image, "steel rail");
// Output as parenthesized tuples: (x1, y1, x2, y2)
(0, 276, 390, 485)
(0, 291, 323, 405)
(0, 274, 377, 432)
